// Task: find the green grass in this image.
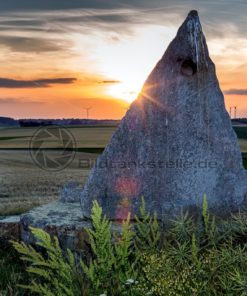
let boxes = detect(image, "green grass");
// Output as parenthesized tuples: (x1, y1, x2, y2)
(233, 126, 247, 139)
(242, 154, 247, 169)
(0, 242, 27, 295)
(0, 136, 30, 141)
(75, 147, 105, 153)
(0, 147, 105, 154)
(0, 201, 47, 216)
(0, 126, 115, 149)
(65, 124, 119, 129)
(243, 160, 247, 169)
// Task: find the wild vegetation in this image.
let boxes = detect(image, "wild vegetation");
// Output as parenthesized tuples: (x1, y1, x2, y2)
(4, 197, 246, 296)
(0, 241, 27, 295)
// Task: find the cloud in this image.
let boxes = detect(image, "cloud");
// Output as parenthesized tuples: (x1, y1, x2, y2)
(224, 89, 247, 95)
(55, 13, 130, 24)
(0, 77, 76, 88)
(0, 2, 246, 42)
(0, 1, 245, 33)
(0, 1, 241, 13)
(0, 98, 44, 104)
(0, 19, 44, 27)
(0, 35, 67, 52)
(101, 80, 121, 84)
(0, 1, 159, 11)
(0, 98, 20, 104)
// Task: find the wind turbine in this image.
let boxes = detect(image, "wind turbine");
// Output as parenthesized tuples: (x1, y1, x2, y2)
(229, 106, 237, 119)
(233, 106, 237, 119)
(83, 107, 92, 119)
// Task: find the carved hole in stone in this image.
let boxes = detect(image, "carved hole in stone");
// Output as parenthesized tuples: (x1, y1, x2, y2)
(181, 59, 197, 76)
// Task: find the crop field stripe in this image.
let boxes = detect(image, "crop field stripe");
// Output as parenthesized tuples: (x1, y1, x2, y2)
(233, 127, 247, 139)
(0, 147, 104, 154)
(65, 125, 119, 129)
(0, 136, 30, 141)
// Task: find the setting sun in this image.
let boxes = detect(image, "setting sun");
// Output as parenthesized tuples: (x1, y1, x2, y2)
(107, 81, 140, 103)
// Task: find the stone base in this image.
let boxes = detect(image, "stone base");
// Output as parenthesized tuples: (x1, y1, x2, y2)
(19, 201, 91, 251)
(0, 215, 20, 242)
(0, 201, 125, 252)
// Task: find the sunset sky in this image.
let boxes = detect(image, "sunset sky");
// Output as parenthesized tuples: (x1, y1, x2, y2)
(0, 0, 246, 119)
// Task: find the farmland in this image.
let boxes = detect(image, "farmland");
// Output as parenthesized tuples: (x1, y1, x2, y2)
(0, 125, 116, 149)
(0, 126, 115, 215)
(0, 125, 247, 216)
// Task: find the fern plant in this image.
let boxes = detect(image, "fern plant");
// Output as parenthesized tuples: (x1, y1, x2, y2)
(134, 196, 161, 251)
(113, 213, 136, 280)
(200, 194, 220, 248)
(80, 200, 114, 294)
(202, 193, 209, 233)
(81, 201, 138, 295)
(191, 233, 199, 266)
(12, 227, 78, 296)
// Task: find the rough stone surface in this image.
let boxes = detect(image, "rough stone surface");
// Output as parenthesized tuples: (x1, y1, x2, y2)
(0, 215, 20, 241)
(81, 10, 247, 221)
(20, 202, 90, 251)
(60, 180, 82, 203)
(19, 201, 124, 250)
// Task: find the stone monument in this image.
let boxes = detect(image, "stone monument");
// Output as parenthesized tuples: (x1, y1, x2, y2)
(81, 10, 247, 221)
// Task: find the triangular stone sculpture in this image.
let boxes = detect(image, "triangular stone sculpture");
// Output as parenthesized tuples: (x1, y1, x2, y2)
(81, 10, 247, 221)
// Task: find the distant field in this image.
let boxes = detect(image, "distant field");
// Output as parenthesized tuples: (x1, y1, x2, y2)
(0, 126, 116, 149)
(0, 150, 98, 215)
(233, 126, 247, 153)
(0, 126, 115, 215)
(0, 125, 246, 216)
(239, 139, 247, 153)
(233, 126, 247, 139)
(0, 125, 245, 150)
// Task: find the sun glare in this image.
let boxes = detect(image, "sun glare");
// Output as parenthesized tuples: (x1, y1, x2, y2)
(107, 81, 140, 103)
